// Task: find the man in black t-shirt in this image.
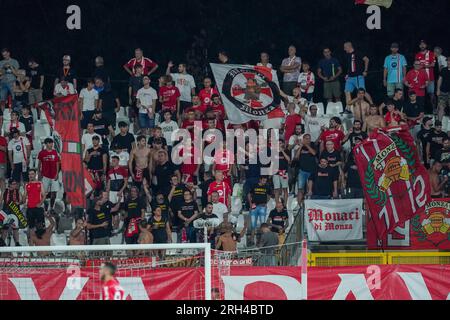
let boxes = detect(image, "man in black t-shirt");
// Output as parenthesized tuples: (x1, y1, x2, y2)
(267, 202, 289, 234)
(154, 152, 180, 197)
(427, 121, 449, 163)
(343, 152, 363, 199)
(295, 134, 318, 203)
(85, 137, 108, 173)
(26, 58, 44, 104)
(177, 190, 200, 243)
(86, 192, 121, 245)
(152, 192, 172, 222)
(168, 175, 188, 228)
(343, 121, 368, 151)
(434, 137, 450, 164)
(307, 158, 338, 199)
(97, 77, 120, 130)
(249, 176, 272, 243)
(437, 60, 450, 121)
(320, 141, 342, 179)
(403, 92, 425, 138)
(417, 117, 434, 168)
(123, 186, 146, 244)
(92, 110, 114, 142)
(111, 122, 136, 154)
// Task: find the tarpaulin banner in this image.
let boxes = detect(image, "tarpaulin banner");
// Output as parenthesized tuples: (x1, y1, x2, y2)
(368, 198, 450, 250)
(354, 126, 431, 238)
(39, 95, 86, 208)
(210, 63, 285, 124)
(304, 199, 364, 242)
(1, 265, 449, 300)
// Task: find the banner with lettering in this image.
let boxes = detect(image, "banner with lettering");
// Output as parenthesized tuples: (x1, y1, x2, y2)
(1, 265, 449, 300)
(368, 198, 450, 250)
(354, 126, 431, 238)
(304, 199, 364, 242)
(38, 95, 86, 208)
(210, 64, 285, 124)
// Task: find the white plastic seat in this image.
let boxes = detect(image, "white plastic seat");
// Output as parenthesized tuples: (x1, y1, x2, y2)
(326, 102, 344, 115)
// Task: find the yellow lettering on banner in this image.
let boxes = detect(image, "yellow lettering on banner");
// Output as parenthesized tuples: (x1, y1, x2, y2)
(373, 142, 397, 171)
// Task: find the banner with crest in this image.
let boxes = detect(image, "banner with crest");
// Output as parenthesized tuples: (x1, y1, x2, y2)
(210, 64, 285, 124)
(354, 126, 431, 239)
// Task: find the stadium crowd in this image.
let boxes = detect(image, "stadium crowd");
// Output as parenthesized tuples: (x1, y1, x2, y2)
(0, 40, 449, 252)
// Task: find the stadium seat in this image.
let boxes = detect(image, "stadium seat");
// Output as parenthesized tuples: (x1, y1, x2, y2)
(443, 116, 450, 132)
(326, 102, 344, 115)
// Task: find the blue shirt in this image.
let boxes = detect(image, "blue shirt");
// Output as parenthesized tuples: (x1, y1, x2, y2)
(318, 57, 341, 78)
(384, 54, 407, 84)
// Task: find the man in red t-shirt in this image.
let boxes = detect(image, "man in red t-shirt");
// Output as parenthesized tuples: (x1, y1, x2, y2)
(284, 103, 303, 143)
(38, 138, 61, 209)
(415, 40, 436, 107)
(213, 144, 234, 187)
(100, 262, 125, 301)
(199, 77, 219, 108)
(207, 171, 232, 209)
(405, 60, 429, 108)
(319, 117, 346, 152)
(0, 135, 7, 193)
(24, 169, 46, 232)
(159, 75, 181, 120)
(123, 48, 158, 76)
(211, 94, 226, 124)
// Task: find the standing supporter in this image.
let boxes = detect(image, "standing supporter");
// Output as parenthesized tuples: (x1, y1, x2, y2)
(415, 40, 436, 110)
(319, 117, 345, 152)
(97, 78, 121, 132)
(273, 140, 291, 204)
(177, 190, 200, 243)
(363, 105, 386, 134)
(207, 171, 232, 209)
(159, 110, 179, 150)
(159, 75, 181, 121)
(348, 88, 370, 123)
(79, 79, 99, 129)
(404, 60, 429, 109)
(304, 105, 327, 143)
(128, 64, 144, 125)
(82, 122, 103, 156)
(123, 48, 159, 76)
(307, 158, 339, 200)
(37, 138, 60, 210)
(257, 52, 273, 69)
(383, 43, 407, 97)
(417, 117, 434, 168)
(87, 192, 121, 245)
(23, 169, 46, 235)
(110, 122, 136, 154)
(280, 45, 302, 96)
(317, 47, 342, 103)
(8, 128, 31, 184)
(0, 134, 7, 193)
(0, 48, 19, 108)
(123, 186, 145, 245)
(129, 136, 151, 189)
(84, 136, 108, 195)
(284, 103, 303, 144)
(106, 156, 128, 205)
(437, 58, 450, 121)
(199, 77, 219, 109)
(297, 62, 315, 102)
(53, 77, 76, 97)
(294, 134, 317, 203)
(136, 76, 158, 135)
(166, 61, 196, 112)
(55, 55, 77, 90)
(249, 176, 272, 245)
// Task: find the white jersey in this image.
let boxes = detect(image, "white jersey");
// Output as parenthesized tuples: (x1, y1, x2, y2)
(8, 136, 30, 164)
(159, 120, 179, 146)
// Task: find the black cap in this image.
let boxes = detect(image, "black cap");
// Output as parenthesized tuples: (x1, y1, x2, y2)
(44, 138, 54, 144)
(423, 116, 433, 125)
(435, 120, 443, 127)
(391, 42, 399, 49)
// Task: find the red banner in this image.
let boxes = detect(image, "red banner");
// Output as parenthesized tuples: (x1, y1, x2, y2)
(368, 198, 450, 250)
(40, 95, 86, 208)
(354, 126, 431, 238)
(1, 265, 449, 300)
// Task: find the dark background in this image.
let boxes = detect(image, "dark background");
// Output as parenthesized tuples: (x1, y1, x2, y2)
(1, 0, 449, 103)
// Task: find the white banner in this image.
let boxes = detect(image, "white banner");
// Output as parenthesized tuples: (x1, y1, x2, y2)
(304, 199, 364, 242)
(210, 63, 284, 124)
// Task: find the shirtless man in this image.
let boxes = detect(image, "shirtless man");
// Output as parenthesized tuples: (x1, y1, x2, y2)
(363, 105, 386, 134)
(348, 88, 370, 123)
(138, 220, 153, 244)
(215, 221, 247, 252)
(429, 161, 448, 198)
(129, 135, 152, 187)
(30, 213, 55, 256)
(69, 218, 87, 245)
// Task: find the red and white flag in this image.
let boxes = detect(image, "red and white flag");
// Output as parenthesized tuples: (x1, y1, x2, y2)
(354, 126, 431, 238)
(210, 64, 285, 124)
(355, 0, 393, 8)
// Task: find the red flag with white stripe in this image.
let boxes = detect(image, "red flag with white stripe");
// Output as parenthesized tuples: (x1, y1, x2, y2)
(354, 126, 431, 238)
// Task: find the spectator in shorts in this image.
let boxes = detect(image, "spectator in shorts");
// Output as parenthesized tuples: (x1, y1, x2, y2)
(0, 48, 20, 107)
(136, 75, 158, 135)
(249, 176, 272, 245)
(294, 133, 317, 203)
(317, 47, 342, 103)
(24, 169, 46, 239)
(383, 43, 407, 97)
(37, 138, 61, 211)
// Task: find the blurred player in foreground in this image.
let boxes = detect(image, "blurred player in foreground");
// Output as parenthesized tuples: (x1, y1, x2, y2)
(100, 262, 125, 300)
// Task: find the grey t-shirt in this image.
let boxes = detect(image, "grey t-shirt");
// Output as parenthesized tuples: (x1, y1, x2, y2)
(281, 56, 302, 82)
(0, 58, 20, 83)
(260, 231, 280, 254)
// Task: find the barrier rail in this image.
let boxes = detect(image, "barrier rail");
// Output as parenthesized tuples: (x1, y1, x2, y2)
(309, 252, 450, 267)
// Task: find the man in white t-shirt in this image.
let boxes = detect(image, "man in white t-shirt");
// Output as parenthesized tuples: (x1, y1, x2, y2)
(109, 144, 130, 168)
(79, 79, 99, 128)
(304, 104, 328, 143)
(54, 77, 76, 97)
(7, 128, 31, 183)
(166, 62, 196, 112)
(2, 111, 26, 136)
(82, 122, 103, 156)
(211, 191, 236, 224)
(136, 76, 158, 136)
(159, 110, 179, 148)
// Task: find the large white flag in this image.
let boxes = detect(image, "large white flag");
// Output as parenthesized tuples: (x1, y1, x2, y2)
(210, 63, 285, 124)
